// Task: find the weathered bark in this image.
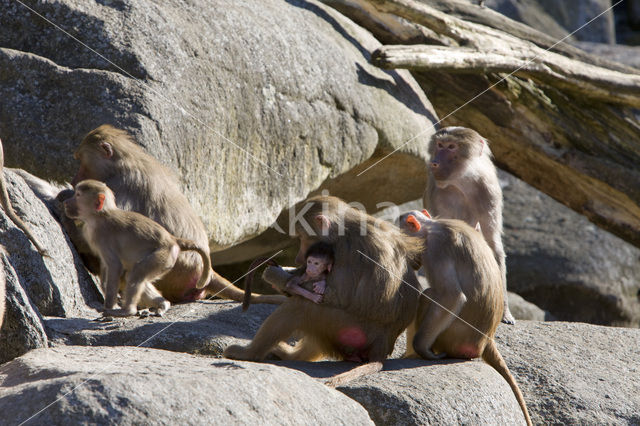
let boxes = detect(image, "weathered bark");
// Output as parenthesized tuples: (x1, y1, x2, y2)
(372, 45, 640, 107)
(324, 0, 640, 248)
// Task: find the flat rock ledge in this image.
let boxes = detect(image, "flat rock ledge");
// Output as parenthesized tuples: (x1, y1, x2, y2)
(0, 345, 372, 425)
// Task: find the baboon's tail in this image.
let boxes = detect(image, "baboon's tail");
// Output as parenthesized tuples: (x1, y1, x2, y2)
(482, 339, 532, 426)
(242, 257, 280, 311)
(0, 167, 48, 256)
(176, 238, 212, 289)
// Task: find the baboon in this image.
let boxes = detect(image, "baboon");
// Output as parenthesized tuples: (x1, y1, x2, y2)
(284, 241, 334, 304)
(400, 210, 532, 425)
(225, 196, 423, 380)
(0, 245, 5, 330)
(0, 138, 47, 256)
(424, 126, 515, 324)
(64, 180, 212, 316)
(67, 125, 283, 306)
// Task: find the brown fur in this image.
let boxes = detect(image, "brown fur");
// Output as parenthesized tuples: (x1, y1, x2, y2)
(64, 180, 213, 316)
(424, 126, 514, 324)
(224, 195, 423, 368)
(0, 138, 48, 256)
(400, 210, 531, 425)
(0, 245, 5, 330)
(68, 125, 283, 306)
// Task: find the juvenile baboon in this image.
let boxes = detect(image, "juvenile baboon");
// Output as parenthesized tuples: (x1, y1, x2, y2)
(68, 125, 283, 306)
(0, 138, 48, 256)
(225, 196, 423, 374)
(400, 210, 532, 425)
(64, 180, 213, 316)
(424, 126, 515, 324)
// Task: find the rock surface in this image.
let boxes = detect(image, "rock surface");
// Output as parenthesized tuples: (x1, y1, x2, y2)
(507, 292, 551, 322)
(0, 0, 436, 258)
(0, 346, 373, 425)
(576, 41, 640, 69)
(0, 169, 101, 364)
(495, 321, 640, 425)
(280, 358, 527, 425)
(46, 301, 275, 357)
(40, 302, 640, 425)
(500, 170, 640, 327)
(484, 0, 616, 43)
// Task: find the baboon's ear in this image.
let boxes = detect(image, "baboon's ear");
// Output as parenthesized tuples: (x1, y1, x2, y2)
(100, 142, 114, 158)
(474, 222, 482, 233)
(315, 214, 331, 235)
(406, 214, 421, 232)
(95, 193, 106, 211)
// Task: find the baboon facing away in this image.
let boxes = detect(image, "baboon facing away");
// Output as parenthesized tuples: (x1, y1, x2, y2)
(225, 196, 423, 374)
(400, 210, 532, 425)
(67, 125, 283, 306)
(424, 126, 514, 324)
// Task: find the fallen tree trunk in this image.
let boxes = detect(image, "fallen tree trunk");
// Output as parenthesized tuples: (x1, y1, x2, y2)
(324, 0, 640, 248)
(372, 45, 640, 107)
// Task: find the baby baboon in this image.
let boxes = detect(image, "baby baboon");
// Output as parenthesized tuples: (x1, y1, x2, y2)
(284, 241, 334, 304)
(400, 210, 532, 425)
(424, 126, 514, 324)
(64, 179, 212, 316)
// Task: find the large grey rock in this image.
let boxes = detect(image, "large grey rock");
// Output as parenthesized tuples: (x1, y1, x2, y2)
(43, 296, 640, 424)
(495, 321, 640, 425)
(0, 346, 373, 425)
(0, 169, 101, 317)
(0, 251, 48, 365)
(0, 169, 101, 363)
(0, 0, 436, 258)
(484, 0, 616, 43)
(500, 169, 640, 326)
(279, 358, 527, 425)
(508, 292, 552, 321)
(576, 41, 640, 69)
(46, 301, 527, 425)
(46, 301, 275, 356)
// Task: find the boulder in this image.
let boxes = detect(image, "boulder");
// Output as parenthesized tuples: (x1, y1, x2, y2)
(0, 346, 373, 425)
(501, 169, 640, 327)
(39, 294, 640, 424)
(576, 41, 640, 69)
(279, 358, 528, 425)
(0, 169, 101, 363)
(0, 252, 48, 365)
(495, 321, 640, 425)
(507, 292, 551, 322)
(484, 0, 616, 43)
(46, 301, 275, 357)
(0, 0, 436, 260)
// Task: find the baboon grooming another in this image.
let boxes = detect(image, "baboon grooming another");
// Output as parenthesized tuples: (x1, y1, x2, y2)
(225, 196, 423, 380)
(68, 125, 283, 306)
(0, 138, 47, 256)
(400, 210, 532, 425)
(64, 180, 212, 316)
(424, 126, 514, 324)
